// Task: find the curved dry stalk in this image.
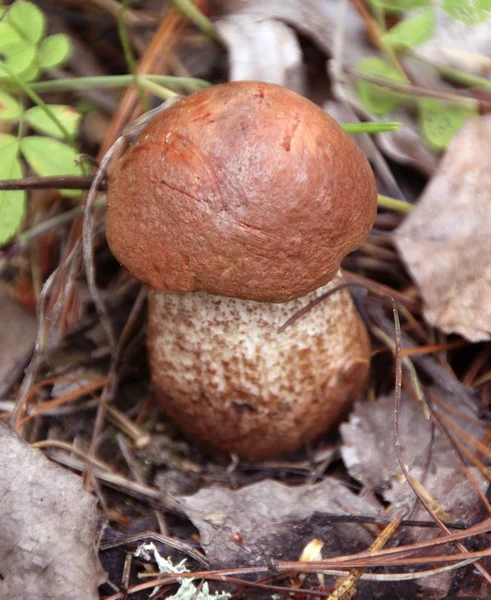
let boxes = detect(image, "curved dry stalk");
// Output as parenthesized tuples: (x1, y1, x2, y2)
(83, 136, 125, 354)
(11, 240, 83, 430)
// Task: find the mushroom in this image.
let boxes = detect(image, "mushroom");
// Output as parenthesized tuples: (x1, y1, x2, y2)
(106, 81, 377, 460)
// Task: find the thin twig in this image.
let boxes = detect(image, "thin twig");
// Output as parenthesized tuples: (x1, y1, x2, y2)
(41, 452, 183, 514)
(33, 440, 112, 471)
(100, 532, 208, 567)
(328, 515, 403, 599)
(0, 175, 106, 191)
(103, 558, 479, 600)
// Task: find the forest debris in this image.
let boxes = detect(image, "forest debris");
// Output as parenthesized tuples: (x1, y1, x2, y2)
(369, 106, 439, 175)
(214, 0, 340, 94)
(0, 422, 106, 599)
(385, 467, 489, 596)
(0, 282, 36, 399)
(413, 11, 491, 76)
(215, 0, 336, 55)
(328, 515, 402, 600)
(340, 392, 487, 491)
(215, 15, 306, 93)
(394, 115, 491, 341)
(177, 478, 378, 569)
(386, 467, 487, 527)
(134, 543, 229, 600)
(341, 393, 445, 490)
(341, 394, 490, 597)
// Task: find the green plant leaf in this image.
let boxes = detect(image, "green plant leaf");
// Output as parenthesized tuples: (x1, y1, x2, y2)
(356, 57, 407, 116)
(381, 7, 436, 49)
(442, 0, 491, 24)
(0, 21, 25, 48)
(419, 98, 477, 151)
(369, 0, 431, 10)
(24, 105, 82, 138)
(0, 91, 22, 120)
(8, 0, 46, 44)
(20, 136, 83, 197)
(0, 134, 26, 245)
(38, 34, 72, 69)
(17, 60, 40, 82)
(0, 40, 36, 77)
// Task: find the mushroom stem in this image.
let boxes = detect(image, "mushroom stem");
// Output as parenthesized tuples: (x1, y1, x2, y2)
(147, 270, 369, 460)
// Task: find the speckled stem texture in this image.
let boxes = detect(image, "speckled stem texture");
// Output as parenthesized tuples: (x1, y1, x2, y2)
(148, 271, 370, 460)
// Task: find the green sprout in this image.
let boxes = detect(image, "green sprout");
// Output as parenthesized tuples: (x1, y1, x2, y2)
(0, 0, 83, 246)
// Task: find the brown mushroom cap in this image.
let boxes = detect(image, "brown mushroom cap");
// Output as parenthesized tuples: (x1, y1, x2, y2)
(106, 81, 377, 303)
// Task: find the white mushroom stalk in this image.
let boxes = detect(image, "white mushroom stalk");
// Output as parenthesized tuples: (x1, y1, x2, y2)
(148, 272, 369, 459)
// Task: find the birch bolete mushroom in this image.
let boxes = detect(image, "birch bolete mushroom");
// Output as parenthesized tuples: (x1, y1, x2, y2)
(106, 81, 377, 460)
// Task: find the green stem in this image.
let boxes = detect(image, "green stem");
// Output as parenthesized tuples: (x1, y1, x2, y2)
(28, 74, 211, 93)
(377, 194, 413, 214)
(172, 0, 221, 44)
(341, 121, 400, 134)
(0, 63, 77, 151)
(139, 79, 178, 100)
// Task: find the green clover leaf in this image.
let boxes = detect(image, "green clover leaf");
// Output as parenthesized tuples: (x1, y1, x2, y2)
(381, 7, 436, 50)
(0, 134, 26, 245)
(356, 57, 407, 116)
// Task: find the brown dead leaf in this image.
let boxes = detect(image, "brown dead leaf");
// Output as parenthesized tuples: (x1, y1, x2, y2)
(0, 283, 36, 399)
(0, 422, 106, 599)
(177, 478, 379, 569)
(394, 115, 491, 341)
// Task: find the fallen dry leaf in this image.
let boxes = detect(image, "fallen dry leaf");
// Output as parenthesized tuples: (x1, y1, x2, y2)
(215, 15, 306, 94)
(341, 393, 443, 491)
(214, 0, 338, 94)
(0, 282, 36, 399)
(177, 478, 379, 569)
(0, 422, 106, 599)
(216, 0, 336, 55)
(340, 392, 487, 493)
(215, 0, 439, 176)
(394, 115, 491, 341)
(386, 466, 487, 529)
